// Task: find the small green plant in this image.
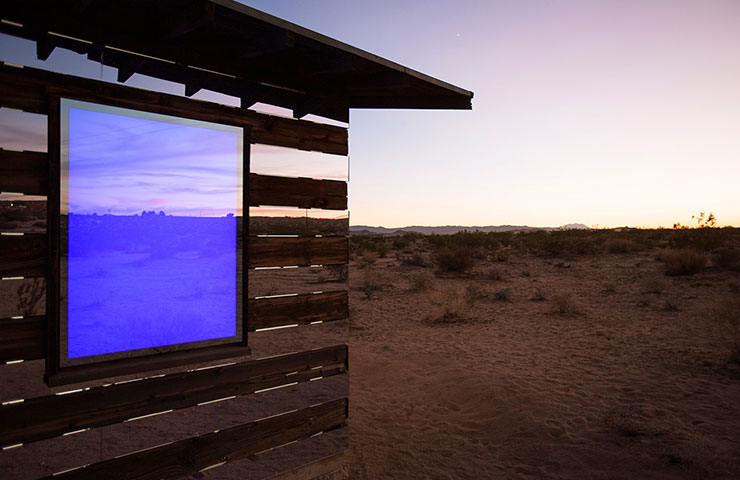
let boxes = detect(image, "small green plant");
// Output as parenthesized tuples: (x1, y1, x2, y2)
(551, 292, 580, 316)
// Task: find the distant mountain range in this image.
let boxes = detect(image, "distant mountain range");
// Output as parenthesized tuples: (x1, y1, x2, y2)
(349, 224, 590, 235)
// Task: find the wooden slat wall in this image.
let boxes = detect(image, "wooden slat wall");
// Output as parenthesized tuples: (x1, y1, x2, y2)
(42, 399, 348, 480)
(0, 63, 348, 156)
(0, 345, 347, 448)
(0, 65, 349, 480)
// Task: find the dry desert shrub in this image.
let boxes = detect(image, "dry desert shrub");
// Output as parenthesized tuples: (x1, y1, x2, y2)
(658, 248, 708, 276)
(605, 238, 637, 254)
(641, 277, 666, 294)
(410, 271, 435, 292)
(715, 246, 740, 270)
(550, 292, 580, 316)
(360, 267, 390, 298)
(465, 283, 486, 302)
(434, 246, 475, 274)
(530, 287, 548, 301)
(601, 282, 617, 294)
(359, 249, 379, 267)
(487, 266, 505, 281)
(713, 296, 740, 364)
(425, 287, 473, 324)
(493, 288, 512, 302)
(401, 252, 427, 267)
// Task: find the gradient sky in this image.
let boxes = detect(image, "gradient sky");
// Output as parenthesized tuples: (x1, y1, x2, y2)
(63, 101, 242, 217)
(2, 0, 739, 227)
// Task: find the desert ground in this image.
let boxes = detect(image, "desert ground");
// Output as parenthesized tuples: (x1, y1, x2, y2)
(345, 229, 740, 479)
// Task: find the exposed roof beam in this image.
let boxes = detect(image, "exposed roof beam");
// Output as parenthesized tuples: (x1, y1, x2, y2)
(164, 1, 215, 39)
(35, 34, 60, 60)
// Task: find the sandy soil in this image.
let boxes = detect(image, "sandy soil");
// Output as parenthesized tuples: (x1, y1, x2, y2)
(346, 248, 740, 479)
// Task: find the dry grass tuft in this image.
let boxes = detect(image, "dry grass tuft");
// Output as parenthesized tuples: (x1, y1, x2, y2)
(494, 288, 512, 302)
(641, 277, 667, 294)
(435, 246, 475, 274)
(425, 287, 474, 324)
(361, 268, 390, 298)
(409, 271, 436, 293)
(401, 252, 427, 267)
(487, 267, 506, 281)
(713, 296, 740, 364)
(550, 292, 580, 316)
(530, 287, 548, 302)
(658, 248, 708, 276)
(605, 239, 637, 254)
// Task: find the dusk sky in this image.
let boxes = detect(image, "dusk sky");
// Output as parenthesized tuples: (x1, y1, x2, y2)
(2, 0, 739, 227)
(62, 100, 242, 217)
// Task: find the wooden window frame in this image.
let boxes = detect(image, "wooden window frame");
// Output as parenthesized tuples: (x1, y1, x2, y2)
(45, 95, 251, 386)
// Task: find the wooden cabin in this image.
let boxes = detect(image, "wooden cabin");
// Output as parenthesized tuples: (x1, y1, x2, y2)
(0, 1, 472, 478)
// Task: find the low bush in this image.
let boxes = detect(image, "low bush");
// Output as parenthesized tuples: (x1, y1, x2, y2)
(487, 267, 505, 281)
(435, 246, 475, 274)
(715, 247, 740, 270)
(658, 248, 708, 276)
(410, 271, 435, 292)
(360, 268, 390, 298)
(551, 292, 580, 316)
(401, 252, 427, 267)
(605, 239, 637, 254)
(714, 296, 740, 364)
(494, 288, 512, 302)
(641, 277, 666, 294)
(425, 287, 472, 324)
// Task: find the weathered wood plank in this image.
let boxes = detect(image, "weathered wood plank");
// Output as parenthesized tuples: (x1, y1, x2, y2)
(0, 63, 348, 155)
(0, 315, 45, 363)
(250, 213, 348, 236)
(0, 345, 347, 448)
(0, 234, 46, 277)
(40, 398, 348, 480)
(0, 235, 347, 275)
(0, 149, 47, 195)
(248, 291, 348, 331)
(265, 451, 347, 480)
(250, 173, 347, 210)
(249, 237, 348, 268)
(249, 265, 347, 298)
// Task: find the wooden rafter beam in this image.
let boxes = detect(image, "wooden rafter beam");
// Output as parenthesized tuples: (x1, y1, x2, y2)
(164, 0, 215, 39)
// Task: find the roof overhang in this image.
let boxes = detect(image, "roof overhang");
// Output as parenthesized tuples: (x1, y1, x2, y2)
(0, 0, 473, 123)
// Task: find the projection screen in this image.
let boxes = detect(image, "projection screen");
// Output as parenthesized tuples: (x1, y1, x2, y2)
(59, 98, 244, 367)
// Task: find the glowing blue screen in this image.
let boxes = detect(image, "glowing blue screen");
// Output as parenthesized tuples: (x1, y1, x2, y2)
(61, 99, 243, 364)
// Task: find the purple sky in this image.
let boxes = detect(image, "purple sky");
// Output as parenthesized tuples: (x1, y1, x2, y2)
(63, 101, 242, 217)
(2, 0, 740, 227)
